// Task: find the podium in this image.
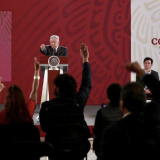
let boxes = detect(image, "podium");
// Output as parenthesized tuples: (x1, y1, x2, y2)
(40, 56, 68, 105)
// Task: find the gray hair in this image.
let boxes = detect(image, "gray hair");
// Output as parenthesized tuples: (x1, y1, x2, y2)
(50, 35, 59, 41)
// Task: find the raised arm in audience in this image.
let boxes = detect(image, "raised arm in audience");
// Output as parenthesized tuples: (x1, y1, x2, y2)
(29, 57, 40, 104)
(0, 77, 5, 92)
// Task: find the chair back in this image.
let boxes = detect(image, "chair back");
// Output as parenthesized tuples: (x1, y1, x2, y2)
(0, 122, 40, 142)
(45, 124, 91, 160)
(0, 122, 55, 159)
(43, 101, 91, 159)
(0, 141, 54, 160)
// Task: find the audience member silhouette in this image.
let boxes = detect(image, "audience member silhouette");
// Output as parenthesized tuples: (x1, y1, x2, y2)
(0, 57, 40, 125)
(93, 83, 122, 156)
(39, 43, 92, 160)
(0, 57, 40, 141)
(98, 62, 160, 160)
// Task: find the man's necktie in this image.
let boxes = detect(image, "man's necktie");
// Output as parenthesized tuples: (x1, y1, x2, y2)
(54, 49, 57, 56)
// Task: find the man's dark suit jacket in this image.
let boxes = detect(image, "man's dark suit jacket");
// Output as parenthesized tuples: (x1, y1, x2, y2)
(136, 70, 159, 98)
(98, 73, 160, 160)
(136, 69, 159, 88)
(40, 45, 68, 56)
(93, 103, 121, 156)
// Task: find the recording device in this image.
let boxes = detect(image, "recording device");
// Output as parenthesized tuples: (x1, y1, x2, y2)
(101, 103, 106, 108)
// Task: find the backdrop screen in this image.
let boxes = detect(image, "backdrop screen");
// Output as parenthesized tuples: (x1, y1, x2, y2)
(0, 11, 11, 82)
(0, 1, 131, 105)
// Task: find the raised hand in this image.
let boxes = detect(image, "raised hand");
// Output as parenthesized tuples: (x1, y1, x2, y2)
(125, 62, 145, 77)
(80, 43, 89, 62)
(0, 77, 5, 92)
(34, 57, 40, 72)
(40, 44, 45, 49)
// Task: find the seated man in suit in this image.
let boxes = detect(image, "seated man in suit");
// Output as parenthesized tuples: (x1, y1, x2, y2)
(136, 57, 159, 97)
(40, 35, 68, 57)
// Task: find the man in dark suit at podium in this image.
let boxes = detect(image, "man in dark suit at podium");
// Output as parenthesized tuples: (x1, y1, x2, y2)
(40, 35, 68, 57)
(40, 35, 68, 74)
